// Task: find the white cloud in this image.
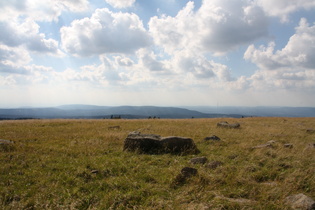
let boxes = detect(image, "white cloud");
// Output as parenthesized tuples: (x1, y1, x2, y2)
(105, 0, 136, 9)
(0, 19, 62, 56)
(136, 48, 166, 72)
(61, 8, 152, 56)
(244, 18, 315, 70)
(0, 0, 89, 22)
(244, 18, 315, 90)
(149, 0, 268, 55)
(257, 0, 315, 22)
(0, 45, 31, 68)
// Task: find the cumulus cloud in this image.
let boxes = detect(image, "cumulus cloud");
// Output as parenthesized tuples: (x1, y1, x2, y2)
(105, 0, 136, 9)
(137, 48, 166, 72)
(0, 45, 31, 67)
(244, 18, 315, 90)
(0, 19, 62, 55)
(257, 0, 315, 22)
(244, 18, 315, 70)
(149, 0, 268, 55)
(0, 43, 55, 85)
(0, 0, 89, 22)
(61, 8, 152, 56)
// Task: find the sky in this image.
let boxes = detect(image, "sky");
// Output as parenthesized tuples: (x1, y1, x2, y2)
(1, 0, 315, 108)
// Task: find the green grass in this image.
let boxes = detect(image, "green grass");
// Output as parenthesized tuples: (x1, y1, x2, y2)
(0, 118, 314, 209)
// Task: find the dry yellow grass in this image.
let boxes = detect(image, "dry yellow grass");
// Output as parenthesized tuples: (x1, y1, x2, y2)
(0, 117, 314, 209)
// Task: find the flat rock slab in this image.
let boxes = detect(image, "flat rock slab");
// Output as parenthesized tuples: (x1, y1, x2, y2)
(123, 132, 200, 155)
(217, 121, 240, 129)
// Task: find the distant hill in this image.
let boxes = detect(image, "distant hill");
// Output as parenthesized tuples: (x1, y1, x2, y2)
(0, 105, 244, 120)
(1, 105, 314, 120)
(182, 106, 315, 117)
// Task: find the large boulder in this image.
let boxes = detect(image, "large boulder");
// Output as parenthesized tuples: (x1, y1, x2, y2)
(160, 136, 200, 155)
(123, 132, 200, 155)
(123, 132, 162, 154)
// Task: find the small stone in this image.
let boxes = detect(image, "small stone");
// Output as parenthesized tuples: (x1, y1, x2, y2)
(251, 143, 273, 149)
(278, 163, 292, 169)
(181, 167, 198, 178)
(170, 167, 198, 188)
(204, 135, 221, 141)
(91, 170, 99, 174)
(205, 161, 223, 169)
(284, 143, 293, 148)
(304, 143, 315, 152)
(190, 157, 208, 164)
(0, 139, 15, 152)
(284, 193, 315, 210)
(306, 129, 315, 134)
(228, 154, 238, 159)
(0, 139, 14, 145)
(217, 121, 240, 129)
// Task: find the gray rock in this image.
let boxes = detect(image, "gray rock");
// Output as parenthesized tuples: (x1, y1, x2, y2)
(284, 193, 315, 210)
(160, 136, 200, 155)
(108, 125, 121, 130)
(304, 143, 315, 151)
(204, 135, 221, 141)
(284, 143, 293, 148)
(190, 157, 208, 164)
(267, 140, 276, 144)
(251, 143, 273, 149)
(228, 154, 238, 159)
(170, 167, 198, 188)
(123, 132, 200, 155)
(306, 129, 315, 134)
(123, 135, 162, 154)
(217, 121, 240, 129)
(127, 131, 161, 140)
(0, 139, 15, 152)
(205, 161, 223, 169)
(91, 170, 99, 174)
(0, 139, 14, 144)
(181, 167, 198, 177)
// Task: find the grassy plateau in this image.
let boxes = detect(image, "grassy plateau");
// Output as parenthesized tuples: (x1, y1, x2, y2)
(0, 117, 314, 209)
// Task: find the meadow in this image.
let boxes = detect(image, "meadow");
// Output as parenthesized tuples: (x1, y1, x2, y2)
(0, 117, 314, 209)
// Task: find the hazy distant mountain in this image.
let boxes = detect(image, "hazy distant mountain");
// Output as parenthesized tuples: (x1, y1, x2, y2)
(0, 105, 314, 120)
(0, 105, 243, 120)
(182, 106, 315, 117)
